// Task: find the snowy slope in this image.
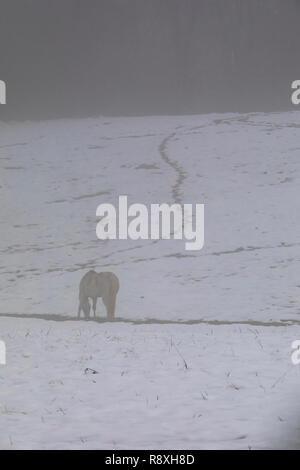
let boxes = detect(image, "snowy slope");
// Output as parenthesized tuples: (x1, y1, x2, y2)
(1, 112, 300, 449)
(1, 318, 300, 449)
(1, 112, 300, 322)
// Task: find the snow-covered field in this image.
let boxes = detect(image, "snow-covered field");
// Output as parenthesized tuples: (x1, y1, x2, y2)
(0, 112, 300, 448)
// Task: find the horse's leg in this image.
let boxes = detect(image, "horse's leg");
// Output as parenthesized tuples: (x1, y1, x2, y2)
(103, 292, 115, 321)
(108, 292, 116, 320)
(92, 297, 97, 317)
(102, 294, 110, 319)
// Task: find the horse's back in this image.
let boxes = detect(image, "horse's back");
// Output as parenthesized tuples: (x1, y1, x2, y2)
(80, 270, 119, 298)
(98, 272, 119, 293)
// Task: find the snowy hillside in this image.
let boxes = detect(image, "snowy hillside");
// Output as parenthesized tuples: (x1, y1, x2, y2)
(1, 112, 300, 449)
(1, 111, 300, 322)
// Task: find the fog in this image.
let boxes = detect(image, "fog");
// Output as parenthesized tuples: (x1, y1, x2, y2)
(1, 2, 300, 450)
(0, 0, 299, 120)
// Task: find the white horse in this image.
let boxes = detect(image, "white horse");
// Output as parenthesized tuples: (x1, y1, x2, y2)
(78, 270, 119, 320)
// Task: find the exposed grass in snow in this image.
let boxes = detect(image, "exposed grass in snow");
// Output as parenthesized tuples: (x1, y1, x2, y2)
(1, 318, 300, 449)
(1, 111, 300, 448)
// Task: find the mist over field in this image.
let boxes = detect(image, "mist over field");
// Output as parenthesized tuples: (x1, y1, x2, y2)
(0, 0, 300, 120)
(1, 0, 300, 450)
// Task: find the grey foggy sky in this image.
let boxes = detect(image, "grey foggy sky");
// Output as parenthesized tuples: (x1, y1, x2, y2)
(0, 0, 300, 120)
